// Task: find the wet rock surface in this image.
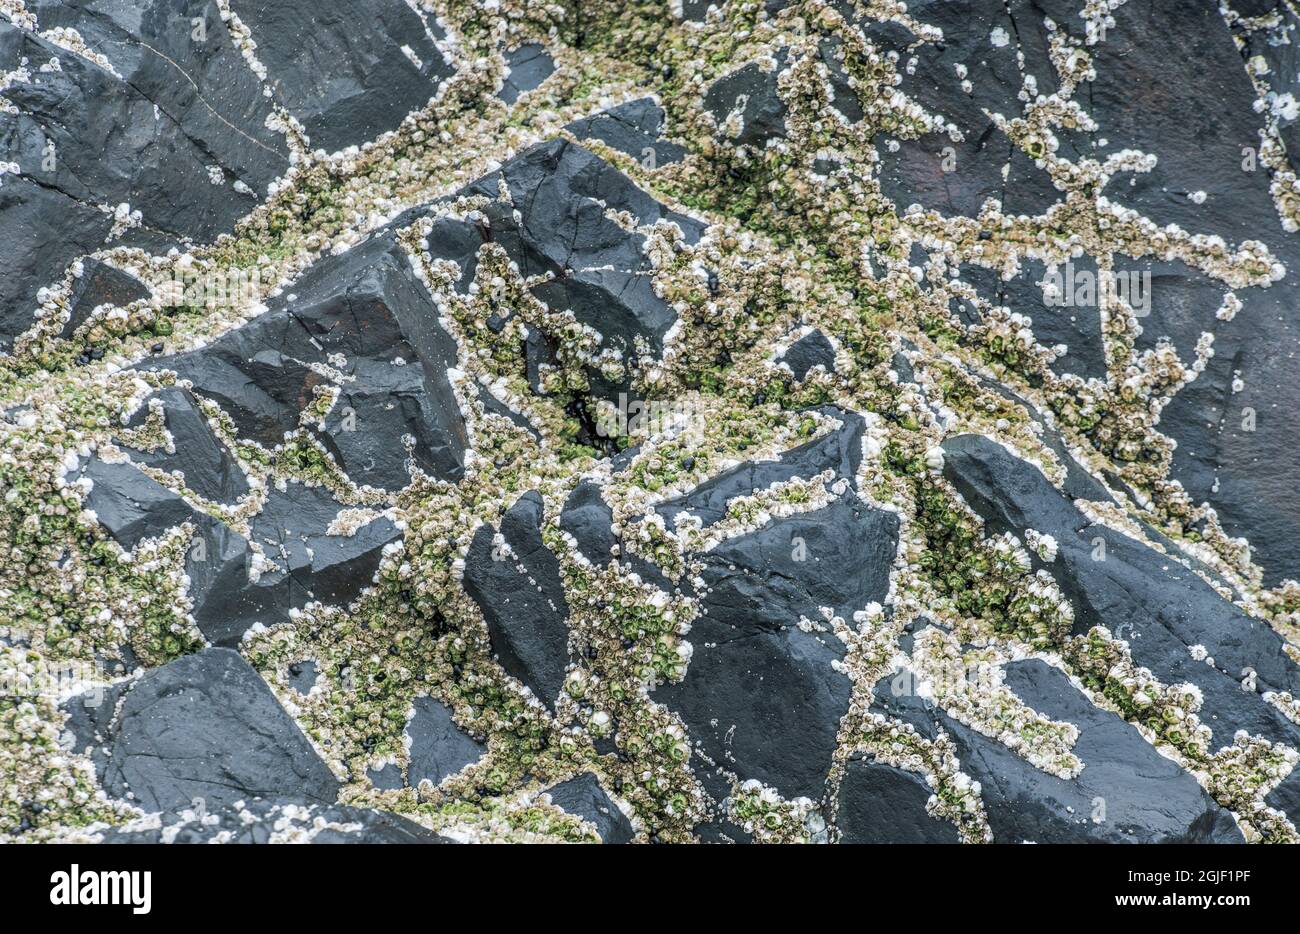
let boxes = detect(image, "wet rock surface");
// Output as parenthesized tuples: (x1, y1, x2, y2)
(64, 648, 340, 813)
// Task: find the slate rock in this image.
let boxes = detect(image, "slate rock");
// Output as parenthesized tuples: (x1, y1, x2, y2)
(704, 42, 860, 152)
(183, 514, 276, 647)
(0, 176, 114, 352)
(366, 764, 405, 792)
(499, 42, 555, 104)
(25, 0, 288, 197)
(464, 139, 705, 403)
(463, 491, 571, 710)
(1264, 764, 1300, 825)
(123, 387, 250, 504)
(835, 757, 961, 843)
(1024, 0, 1300, 586)
(0, 21, 264, 241)
(545, 773, 634, 843)
(250, 481, 399, 609)
(559, 481, 618, 565)
(941, 433, 1300, 749)
(405, 696, 486, 788)
(656, 407, 864, 528)
(656, 495, 898, 802)
(80, 457, 196, 551)
(565, 97, 687, 166)
(871, 665, 1243, 843)
(778, 329, 837, 380)
(287, 659, 319, 695)
(151, 232, 467, 490)
(227, 0, 453, 154)
(61, 259, 151, 340)
(67, 647, 339, 813)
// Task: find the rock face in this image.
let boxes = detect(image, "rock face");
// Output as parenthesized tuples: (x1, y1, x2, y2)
(404, 696, 486, 789)
(463, 491, 571, 711)
(462, 138, 705, 404)
(9, 1, 1300, 848)
(835, 757, 962, 844)
(543, 773, 635, 844)
(65, 648, 340, 813)
(941, 434, 1300, 750)
(226, 0, 452, 154)
(870, 661, 1245, 843)
(655, 496, 898, 803)
(151, 233, 468, 491)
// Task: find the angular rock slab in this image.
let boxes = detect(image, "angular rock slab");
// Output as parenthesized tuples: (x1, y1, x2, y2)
(544, 772, 635, 844)
(122, 387, 250, 505)
(79, 455, 399, 647)
(463, 139, 706, 403)
(941, 433, 1300, 749)
(656, 494, 899, 802)
(65, 647, 339, 813)
(150, 232, 468, 491)
(835, 757, 961, 843)
(565, 97, 686, 167)
(60, 259, 152, 341)
(870, 664, 1244, 843)
(24, 0, 288, 196)
(499, 42, 555, 104)
(655, 406, 865, 529)
(227, 0, 453, 154)
(405, 696, 487, 789)
(0, 19, 271, 242)
(463, 491, 571, 711)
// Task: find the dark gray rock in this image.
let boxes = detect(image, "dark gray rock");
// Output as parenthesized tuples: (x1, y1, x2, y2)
(366, 763, 404, 792)
(464, 139, 705, 404)
(871, 0, 1062, 219)
(565, 97, 686, 166)
(971, 375, 1112, 503)
(0, 20, 267, 241)
(871, 664, 1244, 843)
(67, 647, 339, 813)
(989, 257, 1108, 382)
(80, 457, 196, 550)
(941, 433, 1300, 749)
(656, 407, 864, 528)
(656, 495, 898, 801)
(151, 233, 467, 490)
(25, 0, 288, 197)
(405, 696, 486, 788)
(545, 772, 634, 843)
(123, 387, 249, 504)
(499, 42, 554, 104)
(778, 329, 836, 380)
(704, 58, 789, 149)
(1012, 0, 1300, 587)
(559, 481, 617, 565)
(463, 491, 571, 710)
(250, 481, 399, 608)
(61, 259, 151, 340)
(0, 177, 114, 352)
(1264, 764, 1300, 824)
(183, 514, 275, 647)
(227, 0, 453, 154)
(704, 42, 860, 150)
(836, 757, 961, 843)
(287, 659, 318, 695)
